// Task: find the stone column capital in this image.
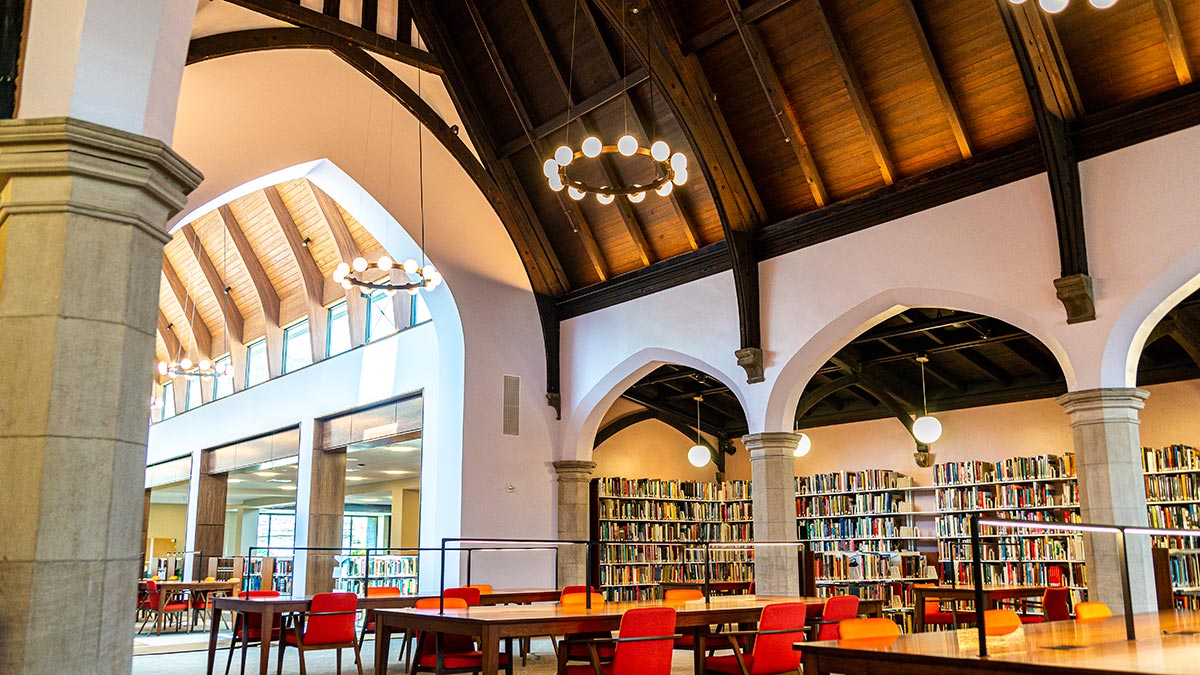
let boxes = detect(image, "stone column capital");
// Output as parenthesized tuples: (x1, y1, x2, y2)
(553, 460, 597, 481)
(742, 432, 801, 459)
(1057, 388, 1150, 426)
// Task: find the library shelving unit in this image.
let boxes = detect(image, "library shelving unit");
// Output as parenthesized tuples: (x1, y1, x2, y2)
(590, 477, 754, 601)
(205, 556, 247, 582)
(1142, 444, 1200, 608)
(933, 453, 1086, 607)
(246, 556, 294, 594)
(795, 469, 939, 632)
(333, 552, 419, 595)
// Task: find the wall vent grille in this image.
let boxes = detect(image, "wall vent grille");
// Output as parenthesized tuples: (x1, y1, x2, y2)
(502, 375, 520, 436)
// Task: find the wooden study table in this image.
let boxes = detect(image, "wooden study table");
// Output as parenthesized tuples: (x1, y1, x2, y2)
(800, 609, 1200, 675)
(372, 594, 869, 675)
(140, 579, 239, 635)
(912, 584, 1045, 632)
(205, 588, 557, 675)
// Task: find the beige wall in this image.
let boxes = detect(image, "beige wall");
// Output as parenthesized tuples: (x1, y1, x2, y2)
(593, 399, 752, 481)
(146, 503, 188, 555)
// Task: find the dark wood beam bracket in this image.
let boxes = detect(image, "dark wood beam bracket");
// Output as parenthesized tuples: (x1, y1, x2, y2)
(728, 229, 763, 383)
(0, 0, 24, 119)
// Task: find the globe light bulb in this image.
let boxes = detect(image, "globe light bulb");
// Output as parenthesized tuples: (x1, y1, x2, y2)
(568, 186, 585, 201)
(403, 259, 418, 274)
(548, 173, 565, 191)
(688, 445, 710, 468)
(157, 362, 168, 375)
(406, 287, 419, 296)
(582, 136, 603, 158)
(385, 289, 397, 297)
(597, 193, 615, 205)
(912, 415, 943, 444)
(352, 257, 368, 272)
(670, 152, 688, 172)
(655, 182, 674, 197)
(793, 432, 812, 458)
(628, 191, 646, 203)
(198, 359, 212, 371)
(673, 167, 689, 186)
(1038, 0, 1068, 12)
(555, 145, 574, 166)
(617, 134, 638, 157)
(423, 264, 438, 281)
(377, 256, 393, 271)
(650, 140, 670, 162)
(543, 158, 559, 178)
(335, 262, 350, 277)
(179, 358, 193, 370)
(332, 268, 346, 283)
(1008, 0, 1028, 3)
(1089, 0, 1116, 6)
(341, 279, 352, 290)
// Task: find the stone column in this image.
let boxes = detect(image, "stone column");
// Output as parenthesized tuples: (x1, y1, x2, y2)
(0, 117, 201, 673)
(554, 460, 596, 587)
(743, 432, 800, 595)
(1058, 388, 1156, 613)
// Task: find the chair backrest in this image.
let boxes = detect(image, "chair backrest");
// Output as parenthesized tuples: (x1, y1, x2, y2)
(444, 586, 482, 606)
(467, 584, 494, 594)
(1042, 587, 1071, 622)
(816, 595, 860, 641)
(561, 592, 605, 607)
(413, 597, 475, 654)
(838, 618, 900, 641)
(749, 603, 808, 675)
(415, 597, 468, 610)
(303, 592, 358, 646)
(663, 589, 704, 602)
(983, 609, 1022, 636)
(560, 585, 598, 599)
(144, 580, 163, 609)
(610, 608, 676, 675)
(238, 590, 282, 600)
(366, 586, 402, 598)
(1074, 601, 1112, 622)
(204, 576, 216, 582)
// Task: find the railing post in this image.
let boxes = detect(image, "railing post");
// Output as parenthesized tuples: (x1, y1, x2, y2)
(971, 515, 987, 657)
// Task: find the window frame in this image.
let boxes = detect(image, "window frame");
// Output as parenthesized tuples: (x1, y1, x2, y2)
(282, 318, 313, 374)
(244, 338, 269, 388)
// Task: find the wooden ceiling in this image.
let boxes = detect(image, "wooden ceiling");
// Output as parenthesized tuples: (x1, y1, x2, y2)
(155, 178, 388, 376)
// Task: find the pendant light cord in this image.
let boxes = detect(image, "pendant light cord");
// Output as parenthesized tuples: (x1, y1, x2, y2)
(418, 67, 426, 271)
(567, 0, 578, 147)
(920, 358, 929, 416)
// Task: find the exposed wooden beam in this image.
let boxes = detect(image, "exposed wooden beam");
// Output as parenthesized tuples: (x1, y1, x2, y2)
(179, 225, 245, 345)
(852, 312, 987, 344)
(307, 183, 368, 347)
(810, 0, 896, 185)
(997, 0, 1092, 323)
(360, 0, 378, 33)
(323, 0, 339, 18)
(594, 409, 657, 447)
(1171, 306, 1200, 370)
(160, 257, 213, 361)
(795, 373, 860, 419)
(621, 392, 736, 437)
(0, 0, 22, 119)
(955, 348, 1012, 387)
(1153, 0, 1194, 86)
(899, 0, 972, 159)
(264, 185, 329, 362)
(157, 310, 182, 363)
(221, 0, 442, 74)
(999, 339, 1059, 380)
(683, 0, 795, 54)
(217, 203, 285, 378)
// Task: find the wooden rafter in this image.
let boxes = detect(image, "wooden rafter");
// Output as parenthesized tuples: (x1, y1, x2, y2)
(161, 256, 213, 360)
(795, 373, 860, 419)
(1153, 0, 1194, 86)
(809, 0, 896, 185)
(725, 0, 828, 206)
(683, 0, 795, 54)
(360, 0, 378, 32)
(217, 203, 285, 377)
(157, 310, 182, 363)
(955, 348, 1012, 387)
(221, 0, 442, 74)
(899, 0, 972, 159)
(179, 225, 245, 345)
(306, 183, 368, 347)
(264, 185, 329, 362)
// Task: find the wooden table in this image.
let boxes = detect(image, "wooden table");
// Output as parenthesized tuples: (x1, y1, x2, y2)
(372, 594, 863, 675)
(800, 609, 1200, 675)
(205, 588, 557, 675)
(142, 579, 239, 635)
(912, 584, 1045, 632)
(660, 581, 754, 595)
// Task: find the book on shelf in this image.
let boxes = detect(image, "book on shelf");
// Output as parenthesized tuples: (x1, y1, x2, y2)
(1141, 445, 1200, 607)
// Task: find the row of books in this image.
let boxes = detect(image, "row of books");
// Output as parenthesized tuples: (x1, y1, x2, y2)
(334, 555, 418, 579)
(811, 551, 929, 582)
(1148, 504, 1200, 529)
(933, 461, 996, 486)
(1145, 473, 1200, 503)
(795, 469, 909, 495)
(995, 483, 1078, 509)
(596, 477, 752, 501)
(995, 453, 1076, 481)
(800, 517, 917, 540)
(808, 539, 924, 553)
(600, 562, 754, 587)
(935, 509, 1082, 538)
(796, 493, 910, 517)
(335, 578, 419, 595)
(935, 487, 996, 511)
(601, 543, 752, 564)
(1143, 444, 1200, 473)
(1166, 553, 1200, 590)
(937, 535, 1083, 562)
(596, 499, 752, 522)
(943, 560, 1086, 589)
(598, 521, 753, 543)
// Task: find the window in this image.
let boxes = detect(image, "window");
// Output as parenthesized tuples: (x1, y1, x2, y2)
(212, 355, 233, 400)
(283, 319, 312, 373)
(327, 301, 351, 357)
(160, 382, 176, 420)
(366, 290, 396, 342)
(184, 378, 200, 410)
(255, 512, 296, 557)
(412, 292, 432, 326)
(246, 339, 269, 387)
(341, 515, 381, 553)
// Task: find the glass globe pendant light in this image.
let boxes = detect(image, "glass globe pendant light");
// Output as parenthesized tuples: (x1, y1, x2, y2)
(793, 432, 812, 458)
(912, 355, 943, 444)
(687, 395, 711, 468)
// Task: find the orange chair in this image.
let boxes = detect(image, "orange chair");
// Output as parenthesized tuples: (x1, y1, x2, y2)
(467, 584, 494, 594)
(1020, 587, 1071, 624)
(916, 585, 975, 630)
(276, 592, 364, 675)
(410, 597, 514, 675)
(225, 590, 282, 675)
(358, 586, 401, 652)
(814, 595, 860, 641)
(837, 618, 900, 647)
(1074, 602, 1113, 622)
(702, 602, 808, 675)
(983, 609, 1022, 636)
(558, 588, 613, 673)
(563, 607, 678, 675)
(444, 586, 483, 606)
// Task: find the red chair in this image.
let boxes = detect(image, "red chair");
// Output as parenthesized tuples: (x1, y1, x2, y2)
(225, 591, 282, 675)
(358, 586, 401, 651)
(564, 607, 678, 675)
(139, 579, 190, 635)
(814, 595, 860, 641)
(410, 597, 515, 675)
(701, 602, 808, 675)
(557, 588, 614, 673)
(444, 586, 483, 606)
(1020, 587, 1071, 624)
(917, 585, 976, 630)
(276, 592, 364, 675)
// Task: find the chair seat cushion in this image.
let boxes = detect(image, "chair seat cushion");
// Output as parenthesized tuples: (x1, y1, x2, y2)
(417, 651, 511, 669)
(706, 654, 755, 674)
(673, 634, 695, 649)
(160, 602, 190, 612)
(565, 643, 615, 660)
(1020, 615, 1046, 624)
(925, 611, 976, 624)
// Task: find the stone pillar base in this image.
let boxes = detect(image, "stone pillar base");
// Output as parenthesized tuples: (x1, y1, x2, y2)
(554, 460, 596, 587)
(743, 433, 801, 596)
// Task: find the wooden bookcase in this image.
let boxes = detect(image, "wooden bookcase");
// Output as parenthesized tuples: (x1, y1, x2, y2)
(1142, 444, 1200, 607)
(334, 553, 419, 595)
(246, 556, 294, 594)
(590, 477, 754, 601)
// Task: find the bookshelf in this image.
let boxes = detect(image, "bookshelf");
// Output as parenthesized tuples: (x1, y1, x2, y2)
(333, 553, 418, 595)
(796, 469, 939, 632)
(205, 556, 246, 582)
(933, 454, 1086, 608)
(1142, 444, 1200, 607)
(591, 477, 754, 601)
(246, 557, 294, 594)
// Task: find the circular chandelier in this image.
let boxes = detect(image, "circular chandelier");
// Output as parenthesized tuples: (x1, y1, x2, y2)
(332, 256, 442, 297)
(542, 136, 688, 204)
(157, 353, 231, 379)
(1009, 0, 1117, 13)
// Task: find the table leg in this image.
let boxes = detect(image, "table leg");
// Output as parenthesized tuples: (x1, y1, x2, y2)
(157, 588, 167, 635)
(913, 590, 926, 633)
(801, 650, 823, 675)
(258, 606, 275, 675)
(479, 625, 501, 675)
(693, 628, 704, 675)
(206, 606, 222, 675)
(374, 619, 391, 674)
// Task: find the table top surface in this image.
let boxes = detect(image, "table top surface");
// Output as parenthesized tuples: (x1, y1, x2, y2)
(916, 584, 1046, 594)
(802, 610, 1200, 674)
(142, 580, 240, 590)
(212, 588, 558, 610)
